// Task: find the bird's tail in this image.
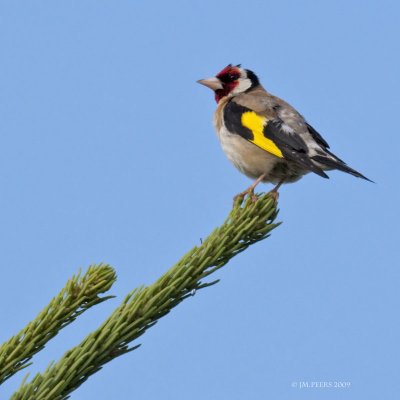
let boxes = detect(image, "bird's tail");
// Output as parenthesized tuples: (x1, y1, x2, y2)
(311, 154, 373, 182)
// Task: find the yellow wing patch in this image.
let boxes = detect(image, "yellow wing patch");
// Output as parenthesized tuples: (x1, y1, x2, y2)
(241, 112, 283, 158)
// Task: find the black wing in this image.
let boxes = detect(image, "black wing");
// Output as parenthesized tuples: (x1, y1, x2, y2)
(224, 101, 329, 178)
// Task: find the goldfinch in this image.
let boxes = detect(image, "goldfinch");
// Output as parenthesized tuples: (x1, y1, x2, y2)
(198, 64, 371, 197)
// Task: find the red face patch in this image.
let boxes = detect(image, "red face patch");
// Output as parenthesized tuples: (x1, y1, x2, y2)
(216, 64, 241, 81)
(214, 64, 241, 102)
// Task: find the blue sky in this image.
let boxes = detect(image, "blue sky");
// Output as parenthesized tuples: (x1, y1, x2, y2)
(0, 1, 399, 399)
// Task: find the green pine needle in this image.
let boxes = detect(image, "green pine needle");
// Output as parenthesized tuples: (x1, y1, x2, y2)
(0, 264, 116, 385)
(10, 193, 279, 400)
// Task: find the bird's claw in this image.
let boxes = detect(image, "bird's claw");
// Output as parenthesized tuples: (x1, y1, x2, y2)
(233, 189, 258, 205)
(267, 189, 280, 203)
(233, 192, 245, 206)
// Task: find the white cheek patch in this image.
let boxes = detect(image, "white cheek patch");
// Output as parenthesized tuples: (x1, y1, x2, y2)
(232, 78, 252, 95)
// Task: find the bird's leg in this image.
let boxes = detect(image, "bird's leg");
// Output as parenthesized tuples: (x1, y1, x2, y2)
(268, 178, 285, 202)
(233, 173, 266, 203)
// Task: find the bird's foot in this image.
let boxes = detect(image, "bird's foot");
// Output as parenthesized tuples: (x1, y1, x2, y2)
(233, 188, 258, 205)
(233, 174, 266, 205)
(266, 181, 284, 203)
(267, 189, 280, 203)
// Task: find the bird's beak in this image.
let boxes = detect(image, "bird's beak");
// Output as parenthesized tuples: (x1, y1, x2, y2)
(197, 77, 223, 91)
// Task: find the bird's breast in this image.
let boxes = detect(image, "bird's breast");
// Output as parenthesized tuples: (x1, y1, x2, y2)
(215, 122, 281, 181)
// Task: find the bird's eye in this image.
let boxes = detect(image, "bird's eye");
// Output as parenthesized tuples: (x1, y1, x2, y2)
(218, 72, 240, 83)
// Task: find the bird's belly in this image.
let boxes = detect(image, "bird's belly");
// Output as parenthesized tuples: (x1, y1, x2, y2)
(217, 126, 281, 182)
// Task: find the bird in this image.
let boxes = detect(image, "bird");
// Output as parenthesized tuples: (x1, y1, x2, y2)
(197, 64, 371, 200)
